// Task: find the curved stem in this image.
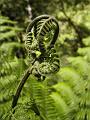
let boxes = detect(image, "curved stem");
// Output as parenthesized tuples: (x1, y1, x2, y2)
(12, 67, 33, 108)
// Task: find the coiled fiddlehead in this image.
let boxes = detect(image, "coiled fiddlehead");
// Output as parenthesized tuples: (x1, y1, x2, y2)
(12, 15, 60, 108)
(25, 15, 60, 76)
(38, 48, 60, 76)
(26, 15, 59, 53)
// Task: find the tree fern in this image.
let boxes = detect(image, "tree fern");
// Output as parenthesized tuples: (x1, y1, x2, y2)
(11, 15, 60, 109)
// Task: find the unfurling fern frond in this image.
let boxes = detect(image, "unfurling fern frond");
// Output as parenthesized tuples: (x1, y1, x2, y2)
(25, 15, 60, 78)
(12, 15, 60, 109)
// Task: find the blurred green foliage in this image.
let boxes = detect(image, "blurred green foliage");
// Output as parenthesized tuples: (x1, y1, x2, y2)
(0, 0, 90, 120)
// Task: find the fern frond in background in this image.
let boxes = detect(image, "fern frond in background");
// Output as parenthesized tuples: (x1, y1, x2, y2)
(0, 16, 23, 43)
(0, 16, 27, 119)
(55, 36, 90, 120)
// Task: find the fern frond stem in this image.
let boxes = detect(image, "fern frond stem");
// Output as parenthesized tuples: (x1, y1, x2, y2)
(12, 66, 33, 108)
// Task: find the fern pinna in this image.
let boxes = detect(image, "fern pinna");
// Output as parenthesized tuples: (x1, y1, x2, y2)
(12, 15, 60, 108)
